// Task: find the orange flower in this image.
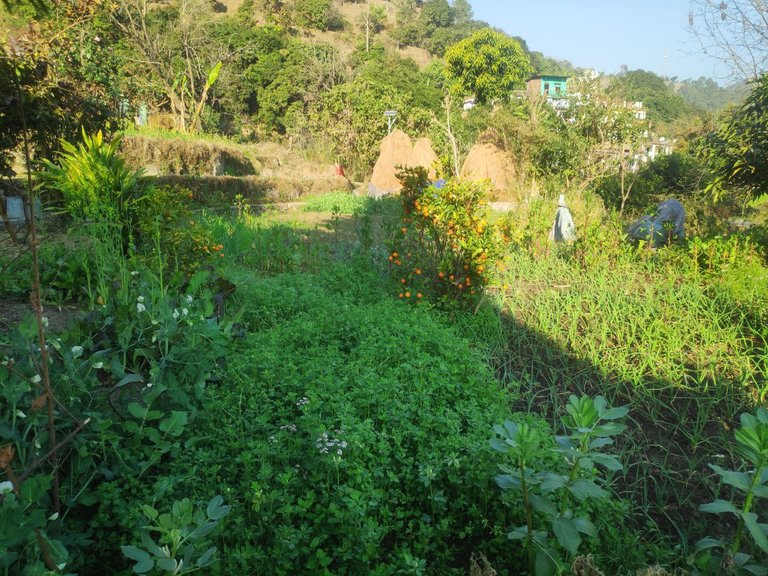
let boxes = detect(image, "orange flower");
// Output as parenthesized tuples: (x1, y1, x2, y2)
(405, 291, 411, 298)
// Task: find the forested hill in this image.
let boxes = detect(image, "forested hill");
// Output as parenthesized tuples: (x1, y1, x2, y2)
(0, 0, 745, 182)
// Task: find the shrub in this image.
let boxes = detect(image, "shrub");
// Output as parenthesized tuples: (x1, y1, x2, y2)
(388, 167, 504, 307)
(39, 130, 148, 255)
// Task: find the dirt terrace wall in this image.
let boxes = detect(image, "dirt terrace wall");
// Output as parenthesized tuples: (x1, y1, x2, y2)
(120, 135, 256, 177)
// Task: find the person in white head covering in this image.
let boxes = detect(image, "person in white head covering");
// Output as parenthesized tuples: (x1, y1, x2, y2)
(550, 194, 577, 242)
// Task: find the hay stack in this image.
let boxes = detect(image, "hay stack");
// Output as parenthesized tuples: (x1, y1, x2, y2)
(461, 142, 514, 192)
(368, 130, 414, 196)
(411, 138, 440, 179)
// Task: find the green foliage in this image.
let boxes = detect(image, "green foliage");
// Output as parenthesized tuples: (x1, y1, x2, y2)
(690, 408, 768, 574)
(677, 77, 748, 113)
(145, 261, 518, 575)
(491, 395, 627, 576)
(121, 495, 230, 575)
(609, 69, 691, 124)
(0, 6, 119, 176)
(594, 151, 710, 214)
(305, 78, 415, 177)
(698, 74, 768, 200)
(39, 131, 148, 254)
(389, 167, 504, 307)
(303, 191, 375, 214)
(444, 28, 533, 104)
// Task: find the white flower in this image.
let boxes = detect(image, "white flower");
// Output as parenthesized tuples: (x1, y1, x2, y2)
(172, 309, 180, 320)
(93, 362, 103, 369)
(16, 409, 26, 418)
(137, 295, 145, 303)
(131, 271, 139, 276)
(42, 317, 49, 328)
(31, 374, 41, 384)
(71, 345, 84, 359)
(182, 308, 189, 316)
(0, 481, 14, 494)
(136, 302, 146, 313)
(185, 295, 193, 304)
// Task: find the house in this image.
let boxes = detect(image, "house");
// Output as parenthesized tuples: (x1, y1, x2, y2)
(526, 75, 569, 111)
(526, 75, 568, 98)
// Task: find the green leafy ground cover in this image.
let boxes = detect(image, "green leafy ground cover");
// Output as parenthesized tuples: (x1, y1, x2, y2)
(2, 182, 768, 575)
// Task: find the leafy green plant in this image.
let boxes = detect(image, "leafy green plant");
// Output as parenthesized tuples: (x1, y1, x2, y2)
(39, 130, 148, 255)
(122, 495, 231, 575)
(491, 395, 628, 576)
(689, 407, 768, 575)
(389, 167, 503, 307)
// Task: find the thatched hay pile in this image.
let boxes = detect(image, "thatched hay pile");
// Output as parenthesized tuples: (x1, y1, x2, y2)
(461, 142, 515, 193)
(368, 130, 440, 196)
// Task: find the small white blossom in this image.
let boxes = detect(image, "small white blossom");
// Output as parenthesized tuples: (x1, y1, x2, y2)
(185, 295, 193, 304)
(71, 345, 84, 359)
(16, 409, 26, 418)
(296, 397, 310, 407)
(136, 302, 146, 313)
(182, 308, 189, 316)
(93, 362, 103, 369)
(0, 481, 14, 494)
(137, 295, 145, 303)
(31, 374, 41, 384)
(42, 317, 49, 328)
(131, 271, 139, 276)
(172, 309, 180, 320)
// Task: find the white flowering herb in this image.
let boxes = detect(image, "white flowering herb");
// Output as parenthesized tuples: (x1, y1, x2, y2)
(136, 302, 146, 313)
(71, 345, 84, 359)
(137, 295, 145, 303)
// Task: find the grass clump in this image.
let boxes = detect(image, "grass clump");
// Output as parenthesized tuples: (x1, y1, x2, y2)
(302, 190, 376, 214)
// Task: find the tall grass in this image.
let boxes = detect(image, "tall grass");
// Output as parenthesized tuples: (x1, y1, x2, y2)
(491, 243, 768, 554)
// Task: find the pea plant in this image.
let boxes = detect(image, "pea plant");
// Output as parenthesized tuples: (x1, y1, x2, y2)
(689, 407, 768, 575)
(491, 395, 628, 576)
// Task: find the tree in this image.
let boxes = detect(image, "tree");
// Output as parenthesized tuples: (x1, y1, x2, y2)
(451, 0, 472, 25)
(112, 0, 225, 132)
(443, 28, 532, 104)
(358, 1, 387, 52)
(688, 0, 768, 81)
(608, 69, 690, 124)
(698, 74, 768, 199)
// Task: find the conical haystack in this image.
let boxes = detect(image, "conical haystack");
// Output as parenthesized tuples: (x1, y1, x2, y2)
(411, 138, 439, 179)
(461, 143, 515, 192)
(368, 129, 414, 196)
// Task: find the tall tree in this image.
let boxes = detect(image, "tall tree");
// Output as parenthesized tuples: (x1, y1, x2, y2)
(451, 0, 472, 25)
(698, 73, 768, 199)
(443, 28, 532, 104)
(688, 0, 768, 80)
(112, 0, 225, 132)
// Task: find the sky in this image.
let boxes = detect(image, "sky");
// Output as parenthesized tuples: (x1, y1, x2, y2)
(470, 0, 721, 81)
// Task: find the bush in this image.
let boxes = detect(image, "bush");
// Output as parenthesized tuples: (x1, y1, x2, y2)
(388, 167, 504, 307)
(39, 130, 148, 255)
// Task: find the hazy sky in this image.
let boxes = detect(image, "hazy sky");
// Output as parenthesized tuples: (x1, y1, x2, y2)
(470, 0, 720, 81)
